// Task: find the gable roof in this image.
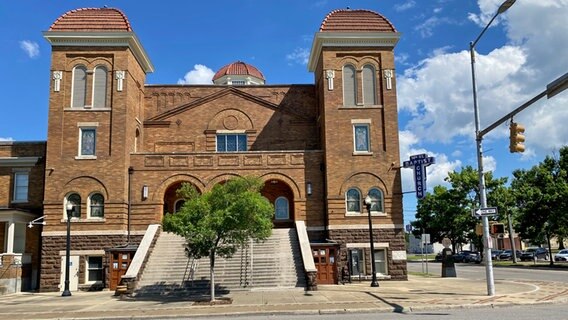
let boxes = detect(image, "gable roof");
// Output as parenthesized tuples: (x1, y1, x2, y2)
(145, 87, 313, 123)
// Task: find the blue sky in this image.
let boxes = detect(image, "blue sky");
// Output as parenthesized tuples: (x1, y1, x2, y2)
(1, 1, 567, 225)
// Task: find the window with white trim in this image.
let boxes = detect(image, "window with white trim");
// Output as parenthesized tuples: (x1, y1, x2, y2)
(275, 197, 289, 220)
(373, 249, 387, 275)
(88, 193, 104, 218)
(353, 124, 370, 152)
(346, 188, 361, 213)
(71, 65, 87, 108)
(362, 64, 377, 105)
(87, 256, 103, 283)
(343, 65, 357, 106)
(13, 171, 29, 202)
(79, 127, 96, 157)
(65, 193, 81, 219)
(216, 134, 247, 152)
(92, 66, 108, 108)
(368, 188, 384, 213)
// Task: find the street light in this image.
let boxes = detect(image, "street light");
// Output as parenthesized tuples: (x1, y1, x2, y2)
(364, 195, 379, 287)
(470, 0, 516, 297)
(62, 202, 74, 297)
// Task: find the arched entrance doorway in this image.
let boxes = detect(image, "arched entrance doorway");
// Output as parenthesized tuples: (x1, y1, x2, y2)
(163, 181, 199, 215)
(261, 179, 294, 228)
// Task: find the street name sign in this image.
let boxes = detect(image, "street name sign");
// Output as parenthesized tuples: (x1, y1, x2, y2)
(472, 207, 498, 217)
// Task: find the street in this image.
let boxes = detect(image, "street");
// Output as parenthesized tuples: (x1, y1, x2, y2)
(407, 261, 568, 283)
(157, 304, 568, 320)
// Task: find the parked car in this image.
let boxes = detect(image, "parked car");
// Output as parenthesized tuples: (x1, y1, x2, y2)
(464, 251, 482, 264)
(499, 249, 522, 260)
(554, 249, 568, 262)
(520, 247, 549, 261)
(491, 249, 503, 260)
(435, 251, 443, 262)
(453, 250, 476, 263)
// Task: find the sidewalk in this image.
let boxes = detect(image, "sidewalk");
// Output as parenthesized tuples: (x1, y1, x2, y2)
(1, 275, 567, 319)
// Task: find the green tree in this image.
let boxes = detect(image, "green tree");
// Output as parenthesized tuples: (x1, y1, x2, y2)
(511, 146, 568, 248)
(163, 176, 274, 301)
(412, 166, 508, 253)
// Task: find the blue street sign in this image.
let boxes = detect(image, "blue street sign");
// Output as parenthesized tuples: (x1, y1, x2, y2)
(403, 154, 435, 199)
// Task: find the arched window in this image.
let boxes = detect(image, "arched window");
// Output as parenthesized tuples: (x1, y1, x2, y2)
(368, 188, 384, 213)
(346, 188, 361, 213)
(343, 65, 357, 106)
(89, 193, 104, 218)
(92, 66, 108, 108)
(66, 193, 81, 218)
(275, 196, 289, 220)
(362, 65, 377, 105)
(174, 199, 185, 213)
(71, 65, 87, 108)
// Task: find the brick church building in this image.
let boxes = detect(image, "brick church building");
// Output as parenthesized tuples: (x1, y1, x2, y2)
(3, 6, 407, 293)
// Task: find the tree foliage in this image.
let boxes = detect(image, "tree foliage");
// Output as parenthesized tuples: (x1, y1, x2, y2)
(163, 176, 274, 300)
(412, 166, 507, 253)
(511, 146, 568, 247)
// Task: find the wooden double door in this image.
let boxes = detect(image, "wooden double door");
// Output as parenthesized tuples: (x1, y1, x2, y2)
(108, 251, 134, 290)
(312, 245, 338, 284)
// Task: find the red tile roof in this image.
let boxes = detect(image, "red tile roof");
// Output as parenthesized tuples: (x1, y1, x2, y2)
(319, 9, 396, 33)
(49, 7, 132, 32)
(212, 61, 265, 81)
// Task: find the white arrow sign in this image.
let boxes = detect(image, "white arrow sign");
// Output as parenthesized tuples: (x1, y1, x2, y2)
(472, 207, 498, 217)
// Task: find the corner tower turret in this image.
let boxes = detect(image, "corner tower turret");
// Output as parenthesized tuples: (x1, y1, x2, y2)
(308, 9, 406, 280)
(40, 7, 153, 291)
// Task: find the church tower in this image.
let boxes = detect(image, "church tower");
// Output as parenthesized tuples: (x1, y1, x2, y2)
(40, 7, 153, 291)
(308, 9, 407, 279)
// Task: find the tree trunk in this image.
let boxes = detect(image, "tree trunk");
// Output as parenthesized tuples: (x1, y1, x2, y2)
(559, 237, 565, 250)
(210, 250, 216, 302)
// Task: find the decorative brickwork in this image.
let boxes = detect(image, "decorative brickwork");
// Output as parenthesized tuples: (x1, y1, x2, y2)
(329, 228, 407, 280)
(40, 235, 142, 292)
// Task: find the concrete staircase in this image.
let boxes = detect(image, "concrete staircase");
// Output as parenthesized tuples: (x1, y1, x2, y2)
(135, 228, 306, 296)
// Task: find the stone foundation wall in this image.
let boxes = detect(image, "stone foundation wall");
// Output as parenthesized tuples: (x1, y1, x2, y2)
(329, 228, 407, 280)
(40, 235, 142, 292)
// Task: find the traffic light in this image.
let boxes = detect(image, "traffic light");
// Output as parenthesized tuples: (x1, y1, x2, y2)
(490, 223, 505, 234)
(509, 122, 525, 153)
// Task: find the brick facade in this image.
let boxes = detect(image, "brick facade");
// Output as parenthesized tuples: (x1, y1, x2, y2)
(31, 7, 408, 291)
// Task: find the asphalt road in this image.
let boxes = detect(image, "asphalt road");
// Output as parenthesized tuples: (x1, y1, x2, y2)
(407, 261, 568, 283)
(162, 304, 568, 320)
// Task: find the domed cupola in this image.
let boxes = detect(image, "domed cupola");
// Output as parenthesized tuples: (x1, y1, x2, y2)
(212, 61, 265, 85)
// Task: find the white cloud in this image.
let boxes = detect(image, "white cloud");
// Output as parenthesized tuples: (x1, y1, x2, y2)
(19, 40, 39, 58)
(286, 48, 310, 66)
(395, 1, 416, 12)
(415, 16, 456, 38)
(177, 64, 215, 84)
(0, 137, 14, 142)
(399, 1, 568, 157)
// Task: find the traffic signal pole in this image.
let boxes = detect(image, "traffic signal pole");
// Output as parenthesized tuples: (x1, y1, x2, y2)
(478, 72, 568, 139)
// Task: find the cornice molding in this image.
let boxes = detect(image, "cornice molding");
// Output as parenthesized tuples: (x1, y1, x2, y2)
(308, 32, 401, 71)
(43, 31, 154, 73)
(0, 157, 40, 167)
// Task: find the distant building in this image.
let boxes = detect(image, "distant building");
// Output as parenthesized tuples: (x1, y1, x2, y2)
(15, 6, 407, 292)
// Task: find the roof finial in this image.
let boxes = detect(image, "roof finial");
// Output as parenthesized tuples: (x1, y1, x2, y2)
(346, 6, 350, 10)
(103, 5, 108, 8)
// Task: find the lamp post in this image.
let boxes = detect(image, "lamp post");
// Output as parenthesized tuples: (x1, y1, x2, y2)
(364, 195, 379, 287)
(62, 202, 73, 297)
(470, 0, 516, 296)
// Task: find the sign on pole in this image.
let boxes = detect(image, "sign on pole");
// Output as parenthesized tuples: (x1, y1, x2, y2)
(403, 153, 435, 199)
(471, 207, 498, 218)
